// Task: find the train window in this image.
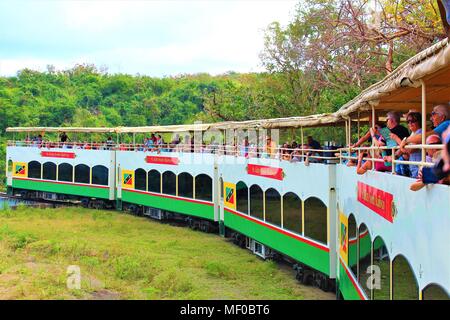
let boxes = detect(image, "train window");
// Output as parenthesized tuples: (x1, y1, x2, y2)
(58, 163, 73, 182)
(162, 171, 176, 196)
(265, 188, 281, 227)
(75, 164, 90, 184)
(348, 214, 358, 277)
(43, 162, 57, 181)
(135, 168, 147, 191)
(148, 170, 161, 193)
(249, 184, 263, 220)
(372, 237, 390, 300)
(178, 172, 193, 198)
(92, 165, 109, 186)
(236, 181, 248, 214)
(392, 255, 419, 300)
(304, 197, 327, 244)
(357, 224, 372, 299)
(28, 161, 42, 179)
(283, 192, 301, 235)
(422, 284, 450, 300)
(195, 174, 212, 202)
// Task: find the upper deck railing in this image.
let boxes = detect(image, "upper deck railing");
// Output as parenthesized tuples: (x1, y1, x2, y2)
(7, 140, 445, 171)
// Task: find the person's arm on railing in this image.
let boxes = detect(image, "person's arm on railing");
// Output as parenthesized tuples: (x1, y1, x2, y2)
(351, 130, 371, 148)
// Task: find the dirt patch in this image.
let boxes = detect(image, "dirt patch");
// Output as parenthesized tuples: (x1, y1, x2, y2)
(89, 289, 121, 300)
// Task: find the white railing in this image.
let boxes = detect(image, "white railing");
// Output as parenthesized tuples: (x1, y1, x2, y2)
(8, 140, 444, 171)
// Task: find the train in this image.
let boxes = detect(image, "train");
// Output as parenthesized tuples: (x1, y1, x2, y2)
(4, 38, 450, 300)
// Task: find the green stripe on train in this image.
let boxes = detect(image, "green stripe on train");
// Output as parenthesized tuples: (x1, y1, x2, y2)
(121, 190, 215, 221)
(339, 263, 363, 300)
(224, 210, 330, 276)
(12, 178, 110, 199)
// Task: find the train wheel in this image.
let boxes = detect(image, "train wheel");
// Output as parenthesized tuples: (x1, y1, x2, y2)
(81, 198, 89, 208)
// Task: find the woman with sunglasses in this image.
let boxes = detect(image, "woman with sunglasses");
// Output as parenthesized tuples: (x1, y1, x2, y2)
(399, 112, 423, 178)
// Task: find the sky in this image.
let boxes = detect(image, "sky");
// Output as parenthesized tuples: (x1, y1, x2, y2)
(0, 0, 298, 77)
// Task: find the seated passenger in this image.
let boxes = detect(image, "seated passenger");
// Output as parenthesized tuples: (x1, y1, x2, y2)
(281, 143, 291, 161)
(401, 112, 423, 178)
(410, 130, 450, 191)
(106, 136, 115, 150)
(400, 104, 449, 149)
(83, 141, 91, 150)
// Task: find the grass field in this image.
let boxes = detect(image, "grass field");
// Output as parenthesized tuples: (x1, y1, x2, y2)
(0, 206, 334, 300)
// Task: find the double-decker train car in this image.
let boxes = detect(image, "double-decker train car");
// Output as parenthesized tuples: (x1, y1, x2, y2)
(6, 128, 116, 209)
(4, 38, 450, 300)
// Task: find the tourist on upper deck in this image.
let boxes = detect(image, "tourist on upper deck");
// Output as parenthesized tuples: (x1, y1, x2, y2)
(240, 137, 249, 158)
(265, 137, 276, 159)
(106, 136, 114, 150)
(60, 132, 69, 143)
(400, 112, 423, 178)
(400, 104, 450, 149)
(410, 128, 450, 191)
(307, 136, 321, 150)
(281, 143, 291, 161)
(145, 136, 155, 151)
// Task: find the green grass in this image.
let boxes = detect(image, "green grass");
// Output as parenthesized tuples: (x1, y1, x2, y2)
(0, 206, 333, 300)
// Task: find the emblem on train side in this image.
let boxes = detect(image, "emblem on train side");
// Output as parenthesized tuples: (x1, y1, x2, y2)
(121, 170, 134, 189)
(223, 182, 236, 210)
(357, 182, 395, 223)
(12, 162, 27, 177)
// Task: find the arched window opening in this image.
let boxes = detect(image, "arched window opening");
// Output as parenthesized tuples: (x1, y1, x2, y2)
(348, 214, 358, 276)
(58, 163, 73, 182)
(283, 192, 301, 234)
(265, 188, 281, 227)
(162, 171, 176, 196)
(372, 237, 390, 300)
(43, 162, 56, 181)
(236, 181, 248, 214)
(28, 161, 41, 179)
(75, 164, 90, 184)
(249, 185, 263, 220)
(422, 284, 450, 300)
(304, 197, 327, 244)
(92, 165, 108, 186)
(148, 170, 161, 193)
(195, 174, 212, 201)
(392, 255, 419, 300)
(358, 224, 372, 299)
(178, 172, 193, 198)
(135, 168, 147, 191)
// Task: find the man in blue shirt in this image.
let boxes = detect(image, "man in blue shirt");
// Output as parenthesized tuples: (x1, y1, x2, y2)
(401, 104, 449, 148)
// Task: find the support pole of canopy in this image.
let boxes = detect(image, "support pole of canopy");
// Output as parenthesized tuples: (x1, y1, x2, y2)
(371, 105, 375, 170)
(357, 111, 360, 139)
(420, 80, 427, 163)
(300, 126, 304, 160)
(345, 120, 348, 146)
(348, 117, 352, 145)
